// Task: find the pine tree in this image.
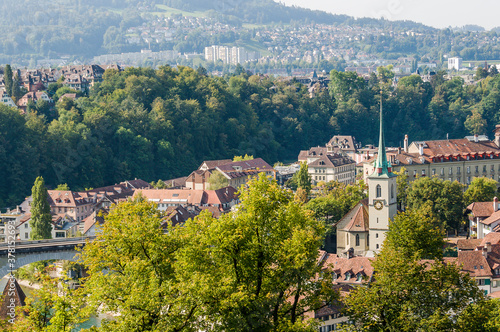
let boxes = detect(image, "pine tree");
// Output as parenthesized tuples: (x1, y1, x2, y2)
(30, 176, 52, 240)
(11, 73, 21, 102)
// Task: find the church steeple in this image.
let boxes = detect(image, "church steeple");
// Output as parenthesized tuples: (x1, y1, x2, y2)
(370, 96, 394, 178)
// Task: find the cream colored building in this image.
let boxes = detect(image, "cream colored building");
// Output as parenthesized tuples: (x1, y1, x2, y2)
(363, 131, 500, 188)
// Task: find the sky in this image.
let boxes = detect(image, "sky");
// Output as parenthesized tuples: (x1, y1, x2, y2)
(279, 0, 500, 30)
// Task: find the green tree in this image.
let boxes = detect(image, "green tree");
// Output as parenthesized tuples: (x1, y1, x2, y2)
(394, 167, 409, 209)
(406, 176, 464, 231)
(12, 274, 84, 332)
(78, 200, 200, 332)
(207, 170, 229, 190)
(344, 209, 484, 331)
(305, 180, 366, 224)
(464, 177, 498, 205)
(175, 173, 334, 331)
(233, 154, 254, 161)
(297, 162, 311, 196)
(55, 183, 70, 191)
(4, 64, 13, 98)
(476, 66, 489, 80)
(30, 176, 52, 240)
(11, 73, 22, 102)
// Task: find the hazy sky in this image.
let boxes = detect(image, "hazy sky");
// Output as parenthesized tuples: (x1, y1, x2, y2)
(280, 0, 500, 30)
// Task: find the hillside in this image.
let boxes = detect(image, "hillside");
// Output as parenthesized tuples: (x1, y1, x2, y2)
(0, 0, 436, 66)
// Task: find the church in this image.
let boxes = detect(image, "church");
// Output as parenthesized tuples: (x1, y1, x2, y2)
(336, 103, 398, 257)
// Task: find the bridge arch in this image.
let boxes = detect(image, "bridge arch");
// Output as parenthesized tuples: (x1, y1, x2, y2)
(0, 250, 79, 279)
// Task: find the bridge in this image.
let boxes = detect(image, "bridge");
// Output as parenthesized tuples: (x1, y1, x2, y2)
(0, 237, 95, 278)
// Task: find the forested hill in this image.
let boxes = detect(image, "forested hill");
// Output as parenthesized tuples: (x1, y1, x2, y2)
(160, 0, 432, 29)
(1, 65, 500, 209)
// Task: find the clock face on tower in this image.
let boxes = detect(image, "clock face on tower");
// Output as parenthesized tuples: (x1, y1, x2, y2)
(374, 200, 384, 210)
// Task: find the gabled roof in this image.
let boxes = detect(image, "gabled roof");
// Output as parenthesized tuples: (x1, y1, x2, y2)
(199, 159, 233, 170)
(457, 239, 482, 251)
(217, 158, 274, 173)
(408, 138, 500, 156)
(322, 253, 374, 284)
(298, 147, 331, 161)
(480, 210, 500, 226)
(308, 154, 355, 168)
(343, 203, 369, 232)
(456, 251, 492, 277)
(467, 202, 495, 218)
(327, 135, 358, 152)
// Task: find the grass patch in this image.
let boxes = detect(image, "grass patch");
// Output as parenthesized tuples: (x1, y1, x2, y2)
(154, 4, 207, 18)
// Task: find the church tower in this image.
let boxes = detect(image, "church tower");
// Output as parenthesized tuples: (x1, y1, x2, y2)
(368, 98, 397, 253)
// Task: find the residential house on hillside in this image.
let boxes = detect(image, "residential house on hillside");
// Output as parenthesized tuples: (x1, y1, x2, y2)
(16, 213, 78, 240)
(467, 198, 500, 239)
(17, 91, 53, 112)
(0, 89, 16, 108)
(363, 131, 500, 187)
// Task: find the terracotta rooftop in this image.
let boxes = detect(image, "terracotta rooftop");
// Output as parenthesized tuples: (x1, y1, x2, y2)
(343, 203, 369, 232)
(480, 210, 500, 226)
(467, 202, 495, 218)
(457, 239, 482, 251)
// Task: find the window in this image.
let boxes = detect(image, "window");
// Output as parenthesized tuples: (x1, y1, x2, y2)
(391, 184, 394, 199)
(467, 166, 470, 174)
(376, 233, 379, 238)
(476, 166, 479, 172)
(345, 272, 351, 281)
(376, 185, 381, 198)
(484, 165, 487, 172)
(422, 170, 426, 176)
(24, 223, 28, 228)
(376, 244, 379, 249)
(449, 168, 453, 175)
(440, 168, 444, 175)
(356, 273, 363, 282)
(492, 165, 495, 171)
(55, 232, 65, 238)
(457, 167, 461, 174)
(24, 232, 28, 239)
(355, 234, 360, 247)
(367, 234, 369, 247)
(432, 169, 436, 175)
(413, 170, 417, 177)
(467, 177, 471, 184)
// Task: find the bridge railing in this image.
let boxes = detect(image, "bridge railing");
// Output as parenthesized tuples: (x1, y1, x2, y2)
(0, 236, 96, 248)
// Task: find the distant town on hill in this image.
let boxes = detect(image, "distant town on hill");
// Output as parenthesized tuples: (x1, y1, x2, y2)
(1, 0, 500, 70)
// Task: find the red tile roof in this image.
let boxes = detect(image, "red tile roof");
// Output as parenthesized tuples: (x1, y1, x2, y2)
(480, 210, 500, 226)
(467, 202, 495, 218)
(343, 203, 369, 232)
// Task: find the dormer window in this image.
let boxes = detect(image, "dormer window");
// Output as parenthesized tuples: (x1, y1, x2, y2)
(345, 272, 351, 281)
(356, 273, 363, 282)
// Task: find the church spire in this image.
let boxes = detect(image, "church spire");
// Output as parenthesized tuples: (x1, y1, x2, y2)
(370, 95, 394, 177)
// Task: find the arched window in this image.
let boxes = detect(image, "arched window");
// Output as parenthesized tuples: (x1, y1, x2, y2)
(376, 185, 382, 198)
(355, 234, 360, 247)
(391, 184, 394, 199)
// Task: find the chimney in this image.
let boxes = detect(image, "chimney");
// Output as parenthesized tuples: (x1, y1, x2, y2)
(404, 135, 409, 153)
(398, 147, 402, 154)
(483, 246, 488, 259)
(419, 144, 424, 156)
(487, 242, 492, 253)
(495, 197, 498, 212)
(474, 134, 478, 143)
